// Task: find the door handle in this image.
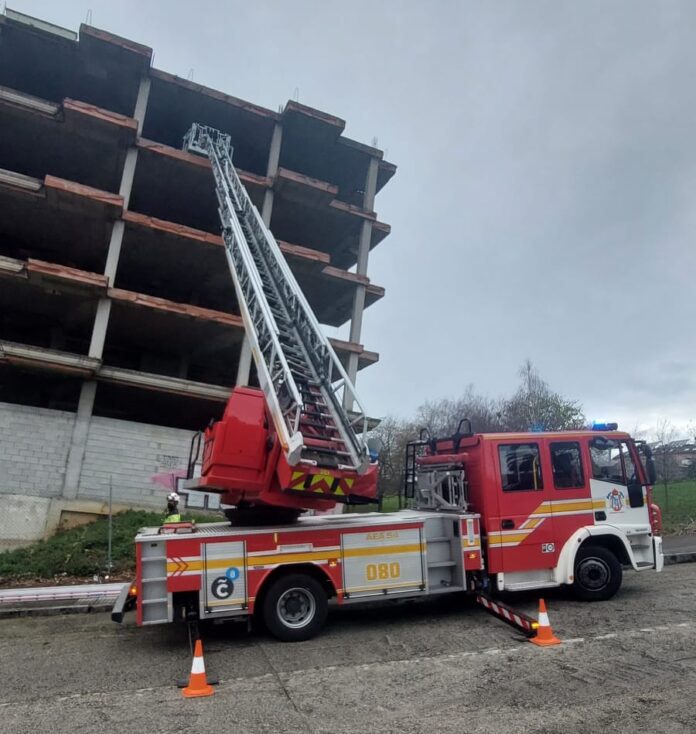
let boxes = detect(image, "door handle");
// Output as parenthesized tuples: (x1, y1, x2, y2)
(501, 519, 515, 530)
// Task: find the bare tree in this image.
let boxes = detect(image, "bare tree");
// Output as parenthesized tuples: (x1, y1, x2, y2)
(369, 362, 587, 505)
(368, 416, 416, 502)
(500, 359, 585, 431)
(415, 385, 503, 437)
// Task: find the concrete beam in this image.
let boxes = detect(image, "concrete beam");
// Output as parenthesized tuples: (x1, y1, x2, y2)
(108, 287, 243, 328)
(98, 365, 231, 400)
(0, 341, 99, 376)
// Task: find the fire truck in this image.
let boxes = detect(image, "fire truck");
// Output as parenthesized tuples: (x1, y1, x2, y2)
(112, 125, 663, 641)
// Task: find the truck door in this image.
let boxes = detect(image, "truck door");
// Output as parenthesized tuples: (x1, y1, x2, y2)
(548, 440, 595, 547)
(587, 437, 651, 532)
(491, 440, 558, 572)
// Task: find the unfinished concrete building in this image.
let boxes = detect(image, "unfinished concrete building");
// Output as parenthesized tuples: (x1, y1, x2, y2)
(0, 9, 395, 545)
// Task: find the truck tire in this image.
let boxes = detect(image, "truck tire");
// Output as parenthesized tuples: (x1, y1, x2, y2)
(262, 573, 328, 642)
(573, 545, 622, 601)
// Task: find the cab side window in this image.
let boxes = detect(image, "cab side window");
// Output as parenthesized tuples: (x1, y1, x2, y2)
(499, 443, 543, 491)
(550, 442, 584, 489)
(589, 438, 636, 485)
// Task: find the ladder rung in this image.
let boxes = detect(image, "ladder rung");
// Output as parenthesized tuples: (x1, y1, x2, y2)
(301, 420, 338, 431)
(302, 410, 332, 419)
(304, 433, 345, 443)
(297, 383, 321, 392)
(304, 445, 351, 457)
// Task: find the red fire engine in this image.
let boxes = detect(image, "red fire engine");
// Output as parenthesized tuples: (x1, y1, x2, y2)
(111, 125, 663, 641)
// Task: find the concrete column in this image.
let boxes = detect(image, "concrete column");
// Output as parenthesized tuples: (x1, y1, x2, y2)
(236, 121, 283, 386)
(103, 220, 124, 284)
(235, 337, 253, 387)
(63, 74, 152, 501)
(344, 157, 379, 409)
(261, 121, 283, 227)
(88, 299, 112, 359)
(133, 76, 151, 135)
(88, 77, 151, 360)
(61, 380, 97, 499)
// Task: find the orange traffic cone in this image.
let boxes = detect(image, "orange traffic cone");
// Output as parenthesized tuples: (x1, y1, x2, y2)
(182, 639, 214, 698)
(530, 598, 561, 647)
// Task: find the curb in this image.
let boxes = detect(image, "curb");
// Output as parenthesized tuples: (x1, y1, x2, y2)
(664, 552, 696, 566)
(0, 602, 114, 619)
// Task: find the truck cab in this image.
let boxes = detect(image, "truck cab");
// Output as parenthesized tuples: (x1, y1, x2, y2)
(411, 425, 663, 600)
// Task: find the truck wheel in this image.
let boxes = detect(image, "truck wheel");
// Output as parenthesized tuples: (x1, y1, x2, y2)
(262, 573, 328, 642)
(573, 545, 622, 601)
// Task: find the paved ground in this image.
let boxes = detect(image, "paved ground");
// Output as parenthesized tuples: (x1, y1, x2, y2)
(0, 564, 695, 733)
(664, 534, 696, 554)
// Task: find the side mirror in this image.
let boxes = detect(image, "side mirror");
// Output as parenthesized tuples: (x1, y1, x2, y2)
(645, 454, 657, 485)
(637, 442, 658, 485)
(627, 481, 645, 509)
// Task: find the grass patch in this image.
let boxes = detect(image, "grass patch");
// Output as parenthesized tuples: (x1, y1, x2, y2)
(651, 481, 696, 533)
(0, 509, 214, 581)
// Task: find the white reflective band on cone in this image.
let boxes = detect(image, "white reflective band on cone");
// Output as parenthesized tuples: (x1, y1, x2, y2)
(191, 656, 206, 675)
(538, 611, 550, 626)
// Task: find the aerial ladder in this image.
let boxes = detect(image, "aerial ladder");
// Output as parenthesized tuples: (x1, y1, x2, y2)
(181, 124, 378, 522)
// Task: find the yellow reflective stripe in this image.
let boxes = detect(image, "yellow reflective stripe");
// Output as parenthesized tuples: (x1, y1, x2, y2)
(247, 550, 330, 566)
(346, 581, 422, 593)
(167, 544, 425, 575)
(550, 500, 595, 512)
(343, 543, 423, 559)
(520, 517, 544, 529)
(487, 533, 532, 545)
(206, 598, 246, 607)
(529, 501, 552, 515)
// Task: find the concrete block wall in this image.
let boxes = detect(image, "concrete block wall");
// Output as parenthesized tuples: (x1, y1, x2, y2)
(0, 401, 195, 546)
(78, 415, 193, 507)
(0, 402, 74, 498)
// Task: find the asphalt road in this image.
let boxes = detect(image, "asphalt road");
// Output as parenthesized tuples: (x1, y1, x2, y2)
(1, 564, 695, 734)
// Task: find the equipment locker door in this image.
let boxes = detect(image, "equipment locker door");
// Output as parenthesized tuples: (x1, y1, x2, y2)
(490, 440, 558, 572)
(341, 527, 425, 598)
(200, 541, 247, 617)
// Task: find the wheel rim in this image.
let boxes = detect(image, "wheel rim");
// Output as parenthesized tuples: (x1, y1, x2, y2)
(577, 556, 610, 591)
(276, 587, 316, 629)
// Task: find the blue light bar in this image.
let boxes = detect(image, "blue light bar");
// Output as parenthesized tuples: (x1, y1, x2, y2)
(592, 422, 618, 431)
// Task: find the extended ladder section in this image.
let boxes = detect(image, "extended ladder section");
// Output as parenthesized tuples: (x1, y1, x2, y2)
(183, 123, 370, 473)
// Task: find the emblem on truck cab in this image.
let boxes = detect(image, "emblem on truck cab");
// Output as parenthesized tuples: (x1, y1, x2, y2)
(606, 488, 626, 512)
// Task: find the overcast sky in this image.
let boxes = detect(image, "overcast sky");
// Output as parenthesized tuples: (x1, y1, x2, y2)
(11, 0, 696, 437)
